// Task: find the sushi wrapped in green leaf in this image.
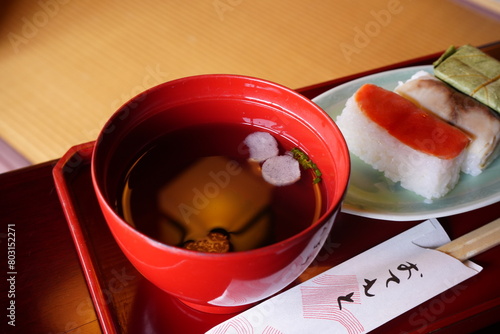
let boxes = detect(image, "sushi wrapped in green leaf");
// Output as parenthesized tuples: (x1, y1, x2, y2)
(433, 44, 500, 114)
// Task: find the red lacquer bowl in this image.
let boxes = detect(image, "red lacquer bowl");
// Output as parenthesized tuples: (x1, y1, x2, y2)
(91, 74, 350, 314)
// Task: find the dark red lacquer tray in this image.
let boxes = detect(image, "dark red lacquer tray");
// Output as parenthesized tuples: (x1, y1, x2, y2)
(53, 141, 500, 334)
(53, 43, 500, 333)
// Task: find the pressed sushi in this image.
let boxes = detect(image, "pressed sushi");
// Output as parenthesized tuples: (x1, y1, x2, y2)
(336, 84, 470, 199)
(396, 71, 500, 176)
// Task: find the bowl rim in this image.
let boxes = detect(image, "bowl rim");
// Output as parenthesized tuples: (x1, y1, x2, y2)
(91, 74, 351, 259)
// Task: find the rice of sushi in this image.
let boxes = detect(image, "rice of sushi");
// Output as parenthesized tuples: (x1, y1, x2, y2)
(336, 93, 467, 199)
(395, 71, 500, 176)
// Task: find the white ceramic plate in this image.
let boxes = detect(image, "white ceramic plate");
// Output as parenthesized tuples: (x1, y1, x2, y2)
(313, 65, 500, 221)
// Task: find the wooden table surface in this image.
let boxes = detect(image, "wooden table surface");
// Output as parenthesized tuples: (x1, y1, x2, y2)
(2, 43, 500, 333)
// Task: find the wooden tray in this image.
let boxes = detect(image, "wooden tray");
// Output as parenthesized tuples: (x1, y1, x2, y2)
(53, 142, 500, 333)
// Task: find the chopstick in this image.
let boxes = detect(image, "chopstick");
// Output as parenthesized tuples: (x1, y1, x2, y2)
(437, 217, 500, 261)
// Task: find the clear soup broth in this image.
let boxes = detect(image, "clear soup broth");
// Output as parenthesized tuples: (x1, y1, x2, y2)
(117, 123, 325, 252)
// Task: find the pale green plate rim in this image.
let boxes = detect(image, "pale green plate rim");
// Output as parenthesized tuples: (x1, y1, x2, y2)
(313, 65, 500, 221)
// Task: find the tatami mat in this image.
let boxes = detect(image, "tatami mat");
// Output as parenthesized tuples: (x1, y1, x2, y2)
(1, 0, 500, 165)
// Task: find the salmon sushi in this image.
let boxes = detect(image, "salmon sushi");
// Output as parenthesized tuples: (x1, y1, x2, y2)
(336, 84, 470, 199)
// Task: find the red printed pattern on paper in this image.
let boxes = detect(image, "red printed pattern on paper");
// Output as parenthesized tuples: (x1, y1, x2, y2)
(301, 274, 364, 334)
